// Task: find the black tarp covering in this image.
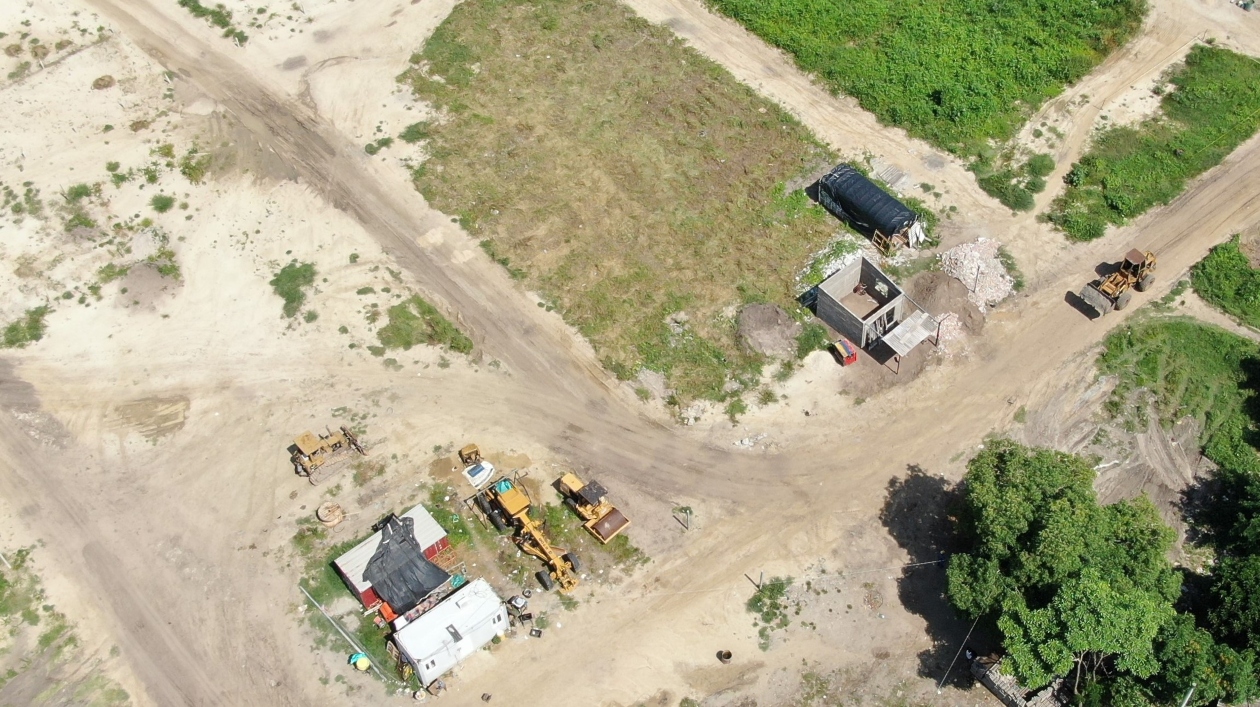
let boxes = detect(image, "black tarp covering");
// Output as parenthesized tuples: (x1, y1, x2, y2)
(818, 164, 916, 237)
(363, 515, 450, 614)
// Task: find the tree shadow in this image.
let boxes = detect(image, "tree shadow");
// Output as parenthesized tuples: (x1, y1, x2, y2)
(879, 464, 989, 688)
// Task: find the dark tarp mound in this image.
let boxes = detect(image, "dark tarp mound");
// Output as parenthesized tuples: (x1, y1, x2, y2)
(818, 164, 917, 237)
(363, 515, 451, 614)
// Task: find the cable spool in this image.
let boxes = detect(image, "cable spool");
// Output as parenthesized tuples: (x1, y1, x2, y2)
(317, 502, 345, 527)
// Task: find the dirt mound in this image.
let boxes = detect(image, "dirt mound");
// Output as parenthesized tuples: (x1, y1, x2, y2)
(736, 303, 800, 358)
(906, 271, 984, 336)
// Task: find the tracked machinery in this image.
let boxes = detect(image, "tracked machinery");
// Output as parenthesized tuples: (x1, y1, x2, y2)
(1079, 249, 1157, 317)
(556, 472, 630, 543)
(289, 426, 367, 484)
(475, 478, 580, 592)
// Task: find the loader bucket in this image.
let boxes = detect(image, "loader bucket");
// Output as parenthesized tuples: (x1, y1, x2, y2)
(1079, 285, 1113, 318)
(587, 508, 631, 543)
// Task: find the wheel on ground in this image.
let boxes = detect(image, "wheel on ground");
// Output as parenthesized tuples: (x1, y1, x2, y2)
(488, 510, 507, 532)
(1136, 274, 1155, 292)
(475, 494, 494, 516)
(535, 570, 554, 591)
(563, 552, 581, 573)
(1115, 291, 1133, 311)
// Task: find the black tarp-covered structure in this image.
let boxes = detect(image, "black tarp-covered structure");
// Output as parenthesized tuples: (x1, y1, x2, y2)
(818, 164, 917, 238)
(363, 515, 451, 614)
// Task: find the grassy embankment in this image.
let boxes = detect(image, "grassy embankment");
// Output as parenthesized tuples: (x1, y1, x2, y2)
(1050, 46, 1260, 241)
(400, 0, 844, 404)
(707, 0, 1144, 154)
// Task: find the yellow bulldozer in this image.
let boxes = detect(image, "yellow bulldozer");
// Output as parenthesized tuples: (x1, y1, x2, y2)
(289, 426, 366, 485)
(476, 478, 579, 592)
(1079, 249, 1157, 317)
(556, 472, 630, 544)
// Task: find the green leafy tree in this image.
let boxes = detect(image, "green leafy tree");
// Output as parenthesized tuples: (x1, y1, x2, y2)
(1146, 613, 1258, 706)
(1212, 555, 1260, 649)
(947, 440, 1180, 693)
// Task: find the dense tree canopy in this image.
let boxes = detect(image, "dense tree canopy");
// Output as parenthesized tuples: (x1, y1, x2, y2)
(947, 440, 1181, 692)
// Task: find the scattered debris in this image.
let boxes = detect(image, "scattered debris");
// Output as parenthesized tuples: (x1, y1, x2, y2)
(938, 238, 1014, 312)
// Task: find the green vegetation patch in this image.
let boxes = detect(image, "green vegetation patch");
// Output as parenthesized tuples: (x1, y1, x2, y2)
(1192, 235, 1260, 329)
(1050, 46, 1260, 241)
(707, 0, 1145, 153)
(1099, 318, 1260, 475)
(401, 0, 838, 402)
(177, 0, 248, 44)
(2, 306, 51, 348)
(746, 576, 794, 650)
(270, 260, 316, 318)
(376, 294, 473, 354)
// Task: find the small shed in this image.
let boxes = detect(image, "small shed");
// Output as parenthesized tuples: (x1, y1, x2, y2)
(818, 164, 925, 252)
(813, 256, 940, 361)
(334, 504, 452, 612)
(392, 578, 509, 687)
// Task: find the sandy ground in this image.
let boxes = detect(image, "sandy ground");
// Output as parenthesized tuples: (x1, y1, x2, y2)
(2, 0, 1260, 705)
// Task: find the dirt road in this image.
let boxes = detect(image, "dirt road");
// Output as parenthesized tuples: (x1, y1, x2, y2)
(2, 0, 1260, 704)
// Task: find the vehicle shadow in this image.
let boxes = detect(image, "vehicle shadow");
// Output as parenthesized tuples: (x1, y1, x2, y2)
(1064, 290, 1101, 320)
(879, 465, 986, 688)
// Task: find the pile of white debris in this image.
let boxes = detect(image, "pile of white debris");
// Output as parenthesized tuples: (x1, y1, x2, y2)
(938, 238, 1014, 312)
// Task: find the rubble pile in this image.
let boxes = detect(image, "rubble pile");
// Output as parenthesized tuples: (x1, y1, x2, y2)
(938, 238, 1014, 312)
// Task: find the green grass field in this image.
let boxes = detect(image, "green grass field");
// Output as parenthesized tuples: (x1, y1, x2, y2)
(1192, 236, 1260, 330)
(1050, 46, 1260, 241)
(707, 0, 1144, 154)
(401, 0, 841, 403)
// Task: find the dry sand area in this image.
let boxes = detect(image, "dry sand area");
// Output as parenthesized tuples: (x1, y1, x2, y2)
(2, 0, 1260, 705)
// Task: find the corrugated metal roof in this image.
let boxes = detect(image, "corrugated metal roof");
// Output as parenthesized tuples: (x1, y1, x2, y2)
(334, 504, 448, 596)
(819, 164, 917, 237)
(393, 578, 508, 686)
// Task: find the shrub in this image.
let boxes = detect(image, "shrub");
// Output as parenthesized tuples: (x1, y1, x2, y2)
(1, 306, 51, 348)
(270, 261, 317, 318)
(376, 295, 473, 353)
(150, 194, 176, 213)
(399, 122, 431, 143)
(1024, 153, 1055, 178)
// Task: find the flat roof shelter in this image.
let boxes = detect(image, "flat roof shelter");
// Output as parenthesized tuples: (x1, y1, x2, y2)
(334, 504, 453, 612)
(813, 256, 940, 368)
(392, 578, 509, 687)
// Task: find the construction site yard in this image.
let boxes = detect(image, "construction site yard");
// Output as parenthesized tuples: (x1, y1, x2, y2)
(2, 0, 1260, 704)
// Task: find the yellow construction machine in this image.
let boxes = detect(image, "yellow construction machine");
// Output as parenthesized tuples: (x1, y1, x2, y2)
(476, 478, 579, 592)
(556, 472, 631, 544)
(289, 426, 366, 484)
(1079, 249, 1157, 317)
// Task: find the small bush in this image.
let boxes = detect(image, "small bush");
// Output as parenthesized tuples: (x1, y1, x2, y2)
(270, 261, 317, 318)
(64, 183, 93, 202)
(150, 194, 176, 213)
(796, 322, 830, 359)
(377, 295, 473, 354)
(399, 122, 431, 143)
(2, 306, 51, 348)
(304, 310, 319, 323)
(105, 161, 120, 173)
(97, 263, 130, 283)
(1024, 153, 1055, 178)
(179, 147, 212, 184)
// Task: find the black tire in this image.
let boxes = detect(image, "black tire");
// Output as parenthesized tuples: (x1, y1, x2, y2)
(535, 570, 554, 591)
(1115, 291, 1133, 311)
(1136, 274, 1155, 292)
(563, 552, 581, 573)
(489, 510, 507, 532)
(475, 494, 494, 516)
